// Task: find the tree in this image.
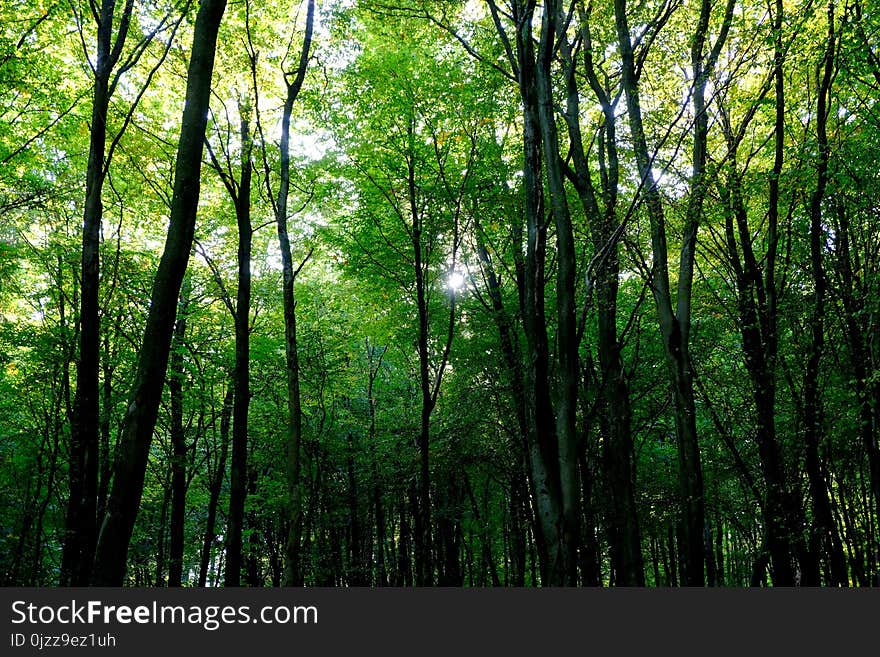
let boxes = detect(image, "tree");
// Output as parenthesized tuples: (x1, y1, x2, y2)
(91, 0, 228, 585)
(249, 0, 316, 587)
(62, 0, 188, 587)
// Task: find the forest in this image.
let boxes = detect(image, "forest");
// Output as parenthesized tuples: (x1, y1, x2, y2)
(1, 0, 879, 588)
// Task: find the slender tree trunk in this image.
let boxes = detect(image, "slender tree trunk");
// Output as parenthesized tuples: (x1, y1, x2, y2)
(413, 328, 433, 586)
(266, 0, 314, 587)
(91, 0, 227, 585)
(513, 3, 567, 586)
(705, 518, 718, 587)
(374, 485, 387, 587)
(802, 0, 842, 587)
(465, 476, 493, 586)
(508, 472, 528, 587)
(568, 7, 643, 586)
(367, 343, 388, 586)
(650, 533, 661, 586)
(224, 108, 254, 588)
(346, 431, 365, 585)
(168, 284, 189, 587)
(414, 238, 434, 585)
(155, 480, 171, 586)
(30, 430, 61, 585)
(721, 166, 798, 585)
(400, 487, 414, 586)
(62, 0, 136, 587)
(243, 468, 262, 587)
(409, 138, 438, 585)
(437, 479, 464, 586)
(578, 447, 602, 587)
(405, 115, 464, 585)
(836, 202, 880, 586)
(667, 524, 678, 586)
(97, 319, 116, 522)
(612, 0, 736, 586)
(198, 384, 232, 587)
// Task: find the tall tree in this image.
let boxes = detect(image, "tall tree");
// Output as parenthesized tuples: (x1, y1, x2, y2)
(801, 0, 844, 586)
(91, 0, 228, 585)
(205, 97, 255, 587)
(536, 0, 581, 587)
(562, 2, 644, 585)
(61, 0, 187, 586)
(61, 0, 137, 587)
(612, 0, 734, 585)
(478, 0, 574, 586)
(249, 0, 316, 586)
(167, 278, 189, 587)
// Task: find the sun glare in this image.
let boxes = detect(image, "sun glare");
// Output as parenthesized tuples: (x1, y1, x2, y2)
(447, 271, 466, 292)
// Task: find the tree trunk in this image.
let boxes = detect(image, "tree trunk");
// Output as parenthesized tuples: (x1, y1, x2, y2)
(91, 0, 227, 585)
(508, 472, 528, 587)
(97, 317, 117, 523)
(269, 0, 314, 588)
(167, 284, 189, 587)
(367, 342, 387, 586)
(835, 201, 879, 586)
(244, 468, 262, 587)
(224, 107, 254, 588)
(400, 487, 414, 586)
(612, 0, 733, 586)
(155, 480, 171, 586)
(578, 447, 602, 587)
(667, 524, 678, 586)
(410, 147, 435, 586)
(514, 2, 567, 586)
(404, 116, 464, 585)
(801, 0, 843, 587)
(346, 431, 366, 585)
(567, 6, 643, 586)
(62, 0, 136, 587)
(536, 0, 580, 586)
(721, 167, 798, 585)
(198, 383, 232, 587)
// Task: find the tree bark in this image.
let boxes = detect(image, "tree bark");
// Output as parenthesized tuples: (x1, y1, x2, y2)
(62, 0, 135, 588)
(802, 0, 842, 586)
(513, 0, 567, 587)
(224, 106, 254, 588)
(612, 0, 734, 586)
(91, 0, 227, 585)
(198, 383, 232, 587)
(568, 6, 643, 585)
(167, 283, 189, 587)
(268, 0, 315, 588)
(536, 0, 580, 586)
